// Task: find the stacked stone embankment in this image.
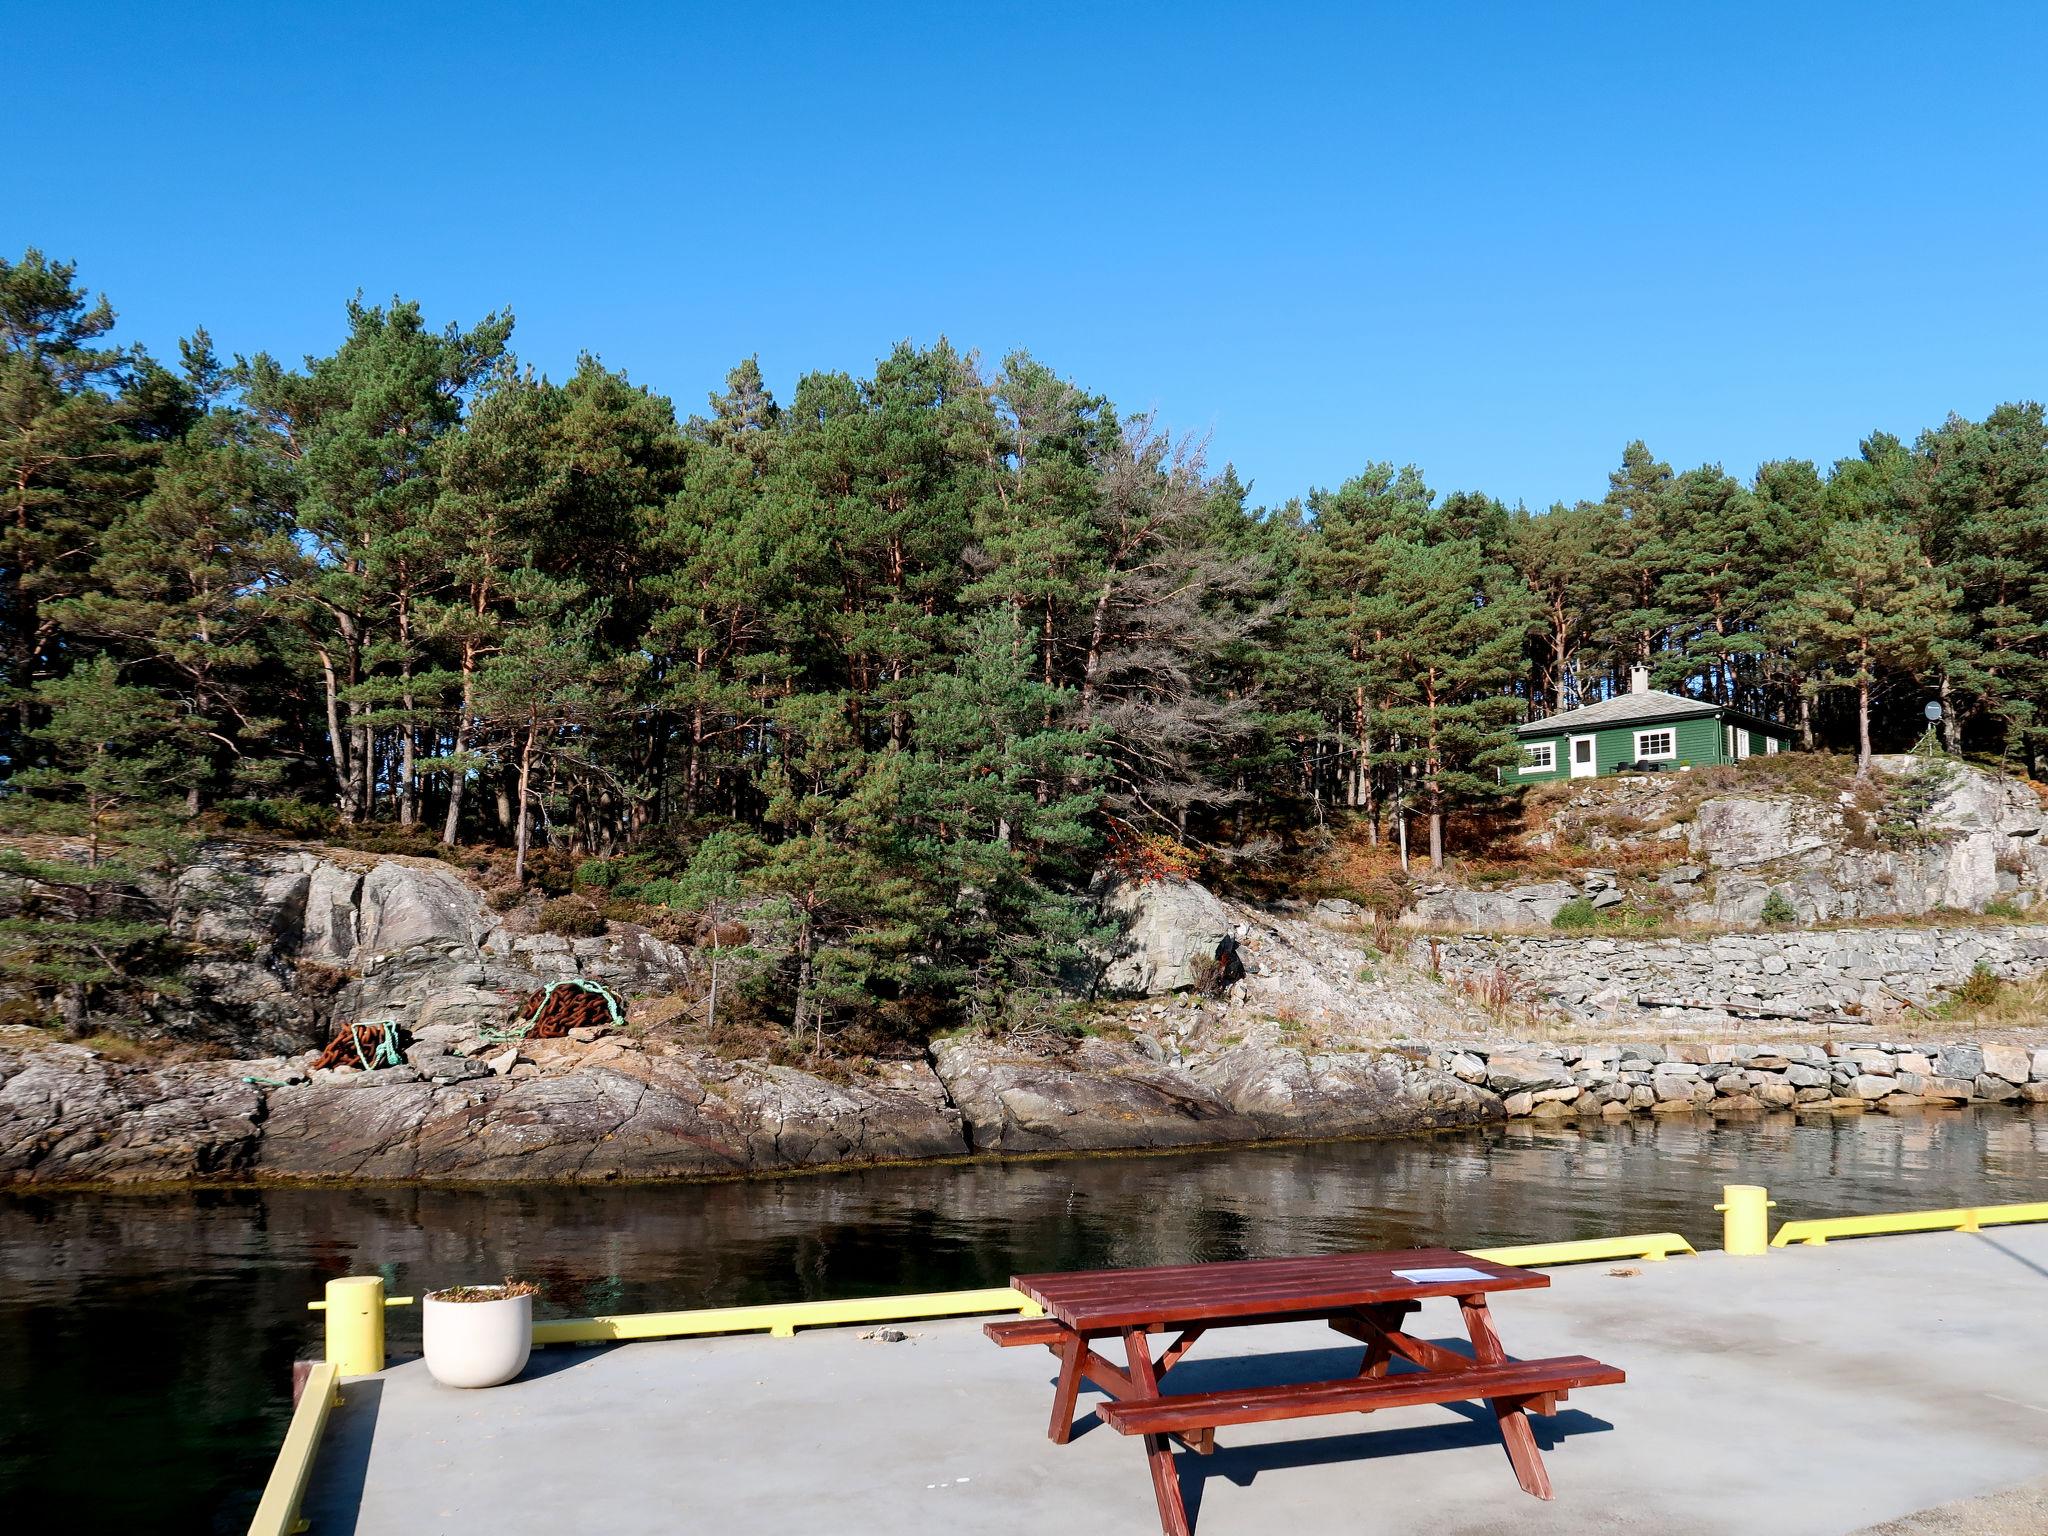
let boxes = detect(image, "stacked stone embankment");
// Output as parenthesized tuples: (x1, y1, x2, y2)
(1418, 924, 2048, 1025)
(1429, 1038, 2048, 1119)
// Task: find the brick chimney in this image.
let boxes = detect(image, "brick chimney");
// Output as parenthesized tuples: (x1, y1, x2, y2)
(1630, 664, 1651, 694)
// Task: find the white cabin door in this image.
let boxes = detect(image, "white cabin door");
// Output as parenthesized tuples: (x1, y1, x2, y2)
(1569, 735, 1597, 778)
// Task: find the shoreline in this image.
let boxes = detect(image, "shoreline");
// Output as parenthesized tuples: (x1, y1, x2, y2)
(2, 1090, 2037, 1197)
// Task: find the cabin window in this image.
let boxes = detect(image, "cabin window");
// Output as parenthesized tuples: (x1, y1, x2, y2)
(1766, 736, 1779, 755)
(1634, 728, 1677, 761)
(1521, 742, 1555, 773)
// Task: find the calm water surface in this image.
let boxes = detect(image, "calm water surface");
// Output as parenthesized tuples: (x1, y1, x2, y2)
(7, 1110, 2048, 1531)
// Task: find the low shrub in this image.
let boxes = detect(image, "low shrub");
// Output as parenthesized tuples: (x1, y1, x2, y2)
(1953, 962, 2003, 1009)
(536, 896, 607, 938)
(514, 846, 574, 894)
(1760, 890, 1798, 926)
(214, 797, 340, 839)
(1551, 898, 1598, 930)
(1983, 897, 2031, 920)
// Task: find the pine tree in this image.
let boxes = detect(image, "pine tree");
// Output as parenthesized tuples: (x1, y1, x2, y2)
(1364, 536, 1535, 868)
(0, 657, 196, 1031)
(1511, 500, 1614, 715)
(56, 395, 297, 807)
(239, 297, 512, 824)
(1909, 405, 2048, 766)
(1772, 519, 1955, 773)
(0, 249, 146, 764)
(902, 608, 1106, 1024)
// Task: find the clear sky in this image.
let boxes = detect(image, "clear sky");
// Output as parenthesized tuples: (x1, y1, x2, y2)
(10, 1, 2046, 510)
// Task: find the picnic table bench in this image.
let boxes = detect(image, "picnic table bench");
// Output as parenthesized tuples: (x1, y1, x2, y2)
(990, 1248, 1623, 1535)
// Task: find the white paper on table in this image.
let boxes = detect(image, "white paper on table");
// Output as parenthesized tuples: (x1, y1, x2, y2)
(1391, 1266, 1493, 1284)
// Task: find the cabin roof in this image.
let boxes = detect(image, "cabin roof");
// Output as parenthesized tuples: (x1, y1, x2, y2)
(1515, 688, 1782, 738)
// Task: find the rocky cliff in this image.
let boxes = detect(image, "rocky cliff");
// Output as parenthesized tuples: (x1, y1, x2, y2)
(0, 848, 1505, 1185)
(160, 844, 698, 1055)
(1411, 755, 2048, 930)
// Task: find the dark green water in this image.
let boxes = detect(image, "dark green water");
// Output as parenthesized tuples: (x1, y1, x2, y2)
(7, 1109, 2048, 1532)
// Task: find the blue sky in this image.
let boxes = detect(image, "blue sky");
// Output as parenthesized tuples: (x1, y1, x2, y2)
(10, 2, 2046, 510)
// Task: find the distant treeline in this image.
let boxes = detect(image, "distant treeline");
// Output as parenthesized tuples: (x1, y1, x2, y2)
(4, 247, 2044, 1037)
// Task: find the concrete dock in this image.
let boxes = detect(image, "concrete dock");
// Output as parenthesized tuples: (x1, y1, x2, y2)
(305, 1228, 2048, 1535)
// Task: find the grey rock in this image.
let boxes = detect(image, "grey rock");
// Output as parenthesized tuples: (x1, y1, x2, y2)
(1482, 1054, 1573, 1094)
(1097, 878, 1236, 996)
(1981, 1045, 2030, 1084)
(1936, 1046, 1986, 1081)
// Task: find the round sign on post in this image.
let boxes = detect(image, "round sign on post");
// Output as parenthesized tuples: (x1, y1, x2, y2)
(1925, 701, 1943, 721)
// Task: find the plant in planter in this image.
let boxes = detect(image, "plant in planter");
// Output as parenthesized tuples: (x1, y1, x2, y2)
(422, 1279, 538, 1388)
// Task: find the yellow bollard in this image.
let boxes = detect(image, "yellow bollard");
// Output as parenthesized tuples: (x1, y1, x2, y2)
(306, 1275, 413, 1374)
(1715, 1184, 1776, 1255)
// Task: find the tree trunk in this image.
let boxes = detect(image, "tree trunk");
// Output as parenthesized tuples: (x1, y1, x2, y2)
(513, 720, 538, 882)
(1857, 678, 1873, 776)
(315, 647, 353, 821)
(791, 916, 814, 1047)
(398, 591, 417, 825)
(1078, 574, 1116, 725)
(440, 708, 471, 845)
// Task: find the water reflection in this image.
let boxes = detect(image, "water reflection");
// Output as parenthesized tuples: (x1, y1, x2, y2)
(4, 1108, 2047, 1531)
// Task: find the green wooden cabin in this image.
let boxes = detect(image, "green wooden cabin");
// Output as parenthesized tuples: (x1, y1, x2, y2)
(1514, 667, 1794, 783)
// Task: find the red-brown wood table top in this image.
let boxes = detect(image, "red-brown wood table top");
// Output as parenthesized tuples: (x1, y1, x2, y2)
(1012, 1247, 1548, 1333)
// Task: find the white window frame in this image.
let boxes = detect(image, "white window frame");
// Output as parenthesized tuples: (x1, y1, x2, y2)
(1520, 741, 1556, 774)
(1766, 736, 1779, 755)
(1634, 727, 1677, 762)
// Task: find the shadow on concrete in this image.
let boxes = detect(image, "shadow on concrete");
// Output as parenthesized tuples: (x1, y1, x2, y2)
(1973, 1233, 2048, 1283)
(1179, 1404, 1614, 1527)
(1041, 1337, 1615, 1502)
(304, 1377, 382, 1536)
(517, 1341, 625, 1381)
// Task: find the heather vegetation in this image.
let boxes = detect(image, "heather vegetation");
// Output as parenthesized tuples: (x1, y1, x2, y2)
(6, 248, 2048, 1039)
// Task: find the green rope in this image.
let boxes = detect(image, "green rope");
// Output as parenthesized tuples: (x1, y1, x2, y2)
(240, 1075, 289, 1088)
(479, 978, 625, 1043)
(346, 1019, 405, 1071)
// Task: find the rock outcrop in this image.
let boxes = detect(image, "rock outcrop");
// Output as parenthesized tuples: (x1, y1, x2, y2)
(928, 1035, 1500, 1154)
(1096, 877, 1484, 1034)
(0, 1037, 967, 1186)
(930, 1036, 1264, 1152)
(0, 1022, 1504, 1185)
(160, 845, 695, 1055)
(1412, 757, 2048, 930)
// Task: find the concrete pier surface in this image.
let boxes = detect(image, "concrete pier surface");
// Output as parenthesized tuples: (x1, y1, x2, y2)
(305, 1227, 2048, 1535)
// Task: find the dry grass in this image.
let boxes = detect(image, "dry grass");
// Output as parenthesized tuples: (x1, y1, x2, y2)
(1934, 971, 2048, 1030)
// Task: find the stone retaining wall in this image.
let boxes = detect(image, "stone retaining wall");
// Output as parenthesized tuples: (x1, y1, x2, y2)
(1428, 1038, 2048, 1119)
(1416, 923, 2048, 1024)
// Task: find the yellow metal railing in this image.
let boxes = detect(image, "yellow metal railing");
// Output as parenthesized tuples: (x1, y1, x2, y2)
(1771, 1200, 2048, 1247)
(532, 1286, 1043, 1344)
(1472, 1233, 1696, 1266)
(247, 1361, 339, 1536)
(532, 1236, 1697, 1346)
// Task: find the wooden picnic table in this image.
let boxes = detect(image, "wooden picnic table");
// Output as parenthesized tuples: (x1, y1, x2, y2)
(988, 1248, 1623, 1535)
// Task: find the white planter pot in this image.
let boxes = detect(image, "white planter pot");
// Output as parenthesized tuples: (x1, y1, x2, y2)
(422, 1288, 533, 1388)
